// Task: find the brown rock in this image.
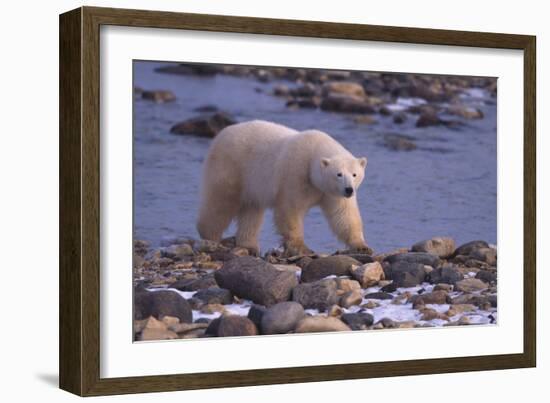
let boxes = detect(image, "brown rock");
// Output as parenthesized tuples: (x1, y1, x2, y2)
(170, 112, 236, 138)
(295, 316, 351, 333)
(217, 316, 258, 337)
(141, 90, 176, 103)
(350, 261, 385, 287)
(455, 278, 489, 293)
(411, 237, 456, 258)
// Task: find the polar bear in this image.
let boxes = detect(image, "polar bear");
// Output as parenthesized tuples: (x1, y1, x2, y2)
(197, 120, 370, 256)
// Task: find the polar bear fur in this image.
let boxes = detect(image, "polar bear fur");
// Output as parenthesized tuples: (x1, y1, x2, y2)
(197, 120, 370, 256)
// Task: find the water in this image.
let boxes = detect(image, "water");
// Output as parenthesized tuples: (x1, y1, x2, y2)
(133, 61, 497, 253)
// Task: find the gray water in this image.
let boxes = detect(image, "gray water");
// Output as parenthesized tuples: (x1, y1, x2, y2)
(133, 61, 496, 253)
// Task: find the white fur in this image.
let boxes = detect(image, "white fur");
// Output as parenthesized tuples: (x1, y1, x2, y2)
(197, 120, 369, 255)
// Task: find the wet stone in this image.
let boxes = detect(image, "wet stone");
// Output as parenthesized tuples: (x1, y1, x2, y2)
(341, 312, 374, 330)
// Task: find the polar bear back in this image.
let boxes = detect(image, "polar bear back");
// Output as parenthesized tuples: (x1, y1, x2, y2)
(204, 120, 350, 208)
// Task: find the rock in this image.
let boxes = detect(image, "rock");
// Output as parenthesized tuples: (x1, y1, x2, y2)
(200, 303, 227, 315)
(273, 264, 302, 275)
(194, 239, 229, 254)
(381, 282, 398, 293)
(290, 83, 318, 97)
(140, 327, 178, 341)
(161, 316, 180, 327)
(322, 81, 366, 98)
(295, 316, 351, 333)
(335, 278, 361, 293)
(393, 112, 407, 124)
(247, 304, 267, 329)
(341, 312, 374, 330)
(217, 316, 258, 337)
(364, 291, 393, 300)
(194, 287, 233, 305)
(327, 305, 344, 317)
(353, 115, 377, 125)
(455, 278, 489, 293)
(410, 290, 449, 305)
(169, 274, 218, 291)
(434, 283, 454, 292)
(300, 255, 361, 282)
(387, 261, 426, 287)
(261, 301, 306, 334)
(155, 63, 222, 76)
(292, 279, 340, 310)
(451, 293, 489, 307)
(339, 290, 363, 308)
(381, 133, 417, 151)
(170, 112, 236, 138)
(134, 290, 193, 323)
(411, 237, 456, 258)
(161, 243, 194, 260)
(350, 261, 385, 287)
(453, 240, 490, 257)
(273, 84, 290, 96)
(416, 110, 442, 127)
(215, 256, 298, 306)
(141, 90, 176, 103)
(446, 304, 476, 317)
(384, 252, 440, 268)
(205, 318, 221, 336)
(428, 265, 463, 285)
(193, 104, 219, 113)
(320, 93, 376, 114)
(488, 294, 497, 308)
(169, 322, 208, 334)
(470, 248, 497, 265)
(475, 270, 497, 283)
(447, 105, 484, 119)
(341, 253, 375, 264)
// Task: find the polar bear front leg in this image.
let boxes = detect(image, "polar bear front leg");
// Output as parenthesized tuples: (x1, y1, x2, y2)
(320, 195, 373, 254)
(274, 205, 314, 257)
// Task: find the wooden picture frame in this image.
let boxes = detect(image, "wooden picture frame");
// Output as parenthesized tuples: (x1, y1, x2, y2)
(59, 6, 536, 396)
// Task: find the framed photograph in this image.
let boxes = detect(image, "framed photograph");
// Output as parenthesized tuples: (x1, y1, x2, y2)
(59, 6, 536, 396)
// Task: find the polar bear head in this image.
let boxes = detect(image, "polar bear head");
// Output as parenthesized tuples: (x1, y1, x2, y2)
(319, 155, 367, 198)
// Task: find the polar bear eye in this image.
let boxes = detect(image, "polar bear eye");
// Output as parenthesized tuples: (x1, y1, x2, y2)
(353, 173, 357, 177)
(337, 173, 342, 177)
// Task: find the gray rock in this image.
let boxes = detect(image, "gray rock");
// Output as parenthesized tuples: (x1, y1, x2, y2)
(428, 265, 463, 285)
(300, 255, 361, 283)
(134, 289, 193, 324)
(261, 302, 306, 334)
(476, 270, 497, 284)
(193, 287, 233, 305)
(453, 240, 490, 257)
(292, 279, 340, 310)
(411, 237, 456, 258)
(384, 252, 440, 268)
(214, 256, 298, 306)
(341, 312, 374, 330)
(217, 315, 258, 337)
(387, 261, 426, 287)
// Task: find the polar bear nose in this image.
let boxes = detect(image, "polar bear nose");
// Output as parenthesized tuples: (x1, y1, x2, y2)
(345, 187, 354, 197)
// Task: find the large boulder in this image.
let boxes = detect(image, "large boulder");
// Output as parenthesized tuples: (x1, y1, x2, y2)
(134, 289, 193, 324)
(300, 255, 361, 283)
(261, 301, 306, 334)
(292, 279, 340, 310)
(427, 265, 463, 285)
(214, 256, 298, 306)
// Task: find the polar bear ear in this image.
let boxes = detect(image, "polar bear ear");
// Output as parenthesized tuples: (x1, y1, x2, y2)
(321, 158, 331, 167)
(358, 157, 367, 168)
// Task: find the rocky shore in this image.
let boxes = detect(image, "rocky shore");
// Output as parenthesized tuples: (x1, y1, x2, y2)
(137, 64, 496, 151)
(133, 237, 497, 341)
